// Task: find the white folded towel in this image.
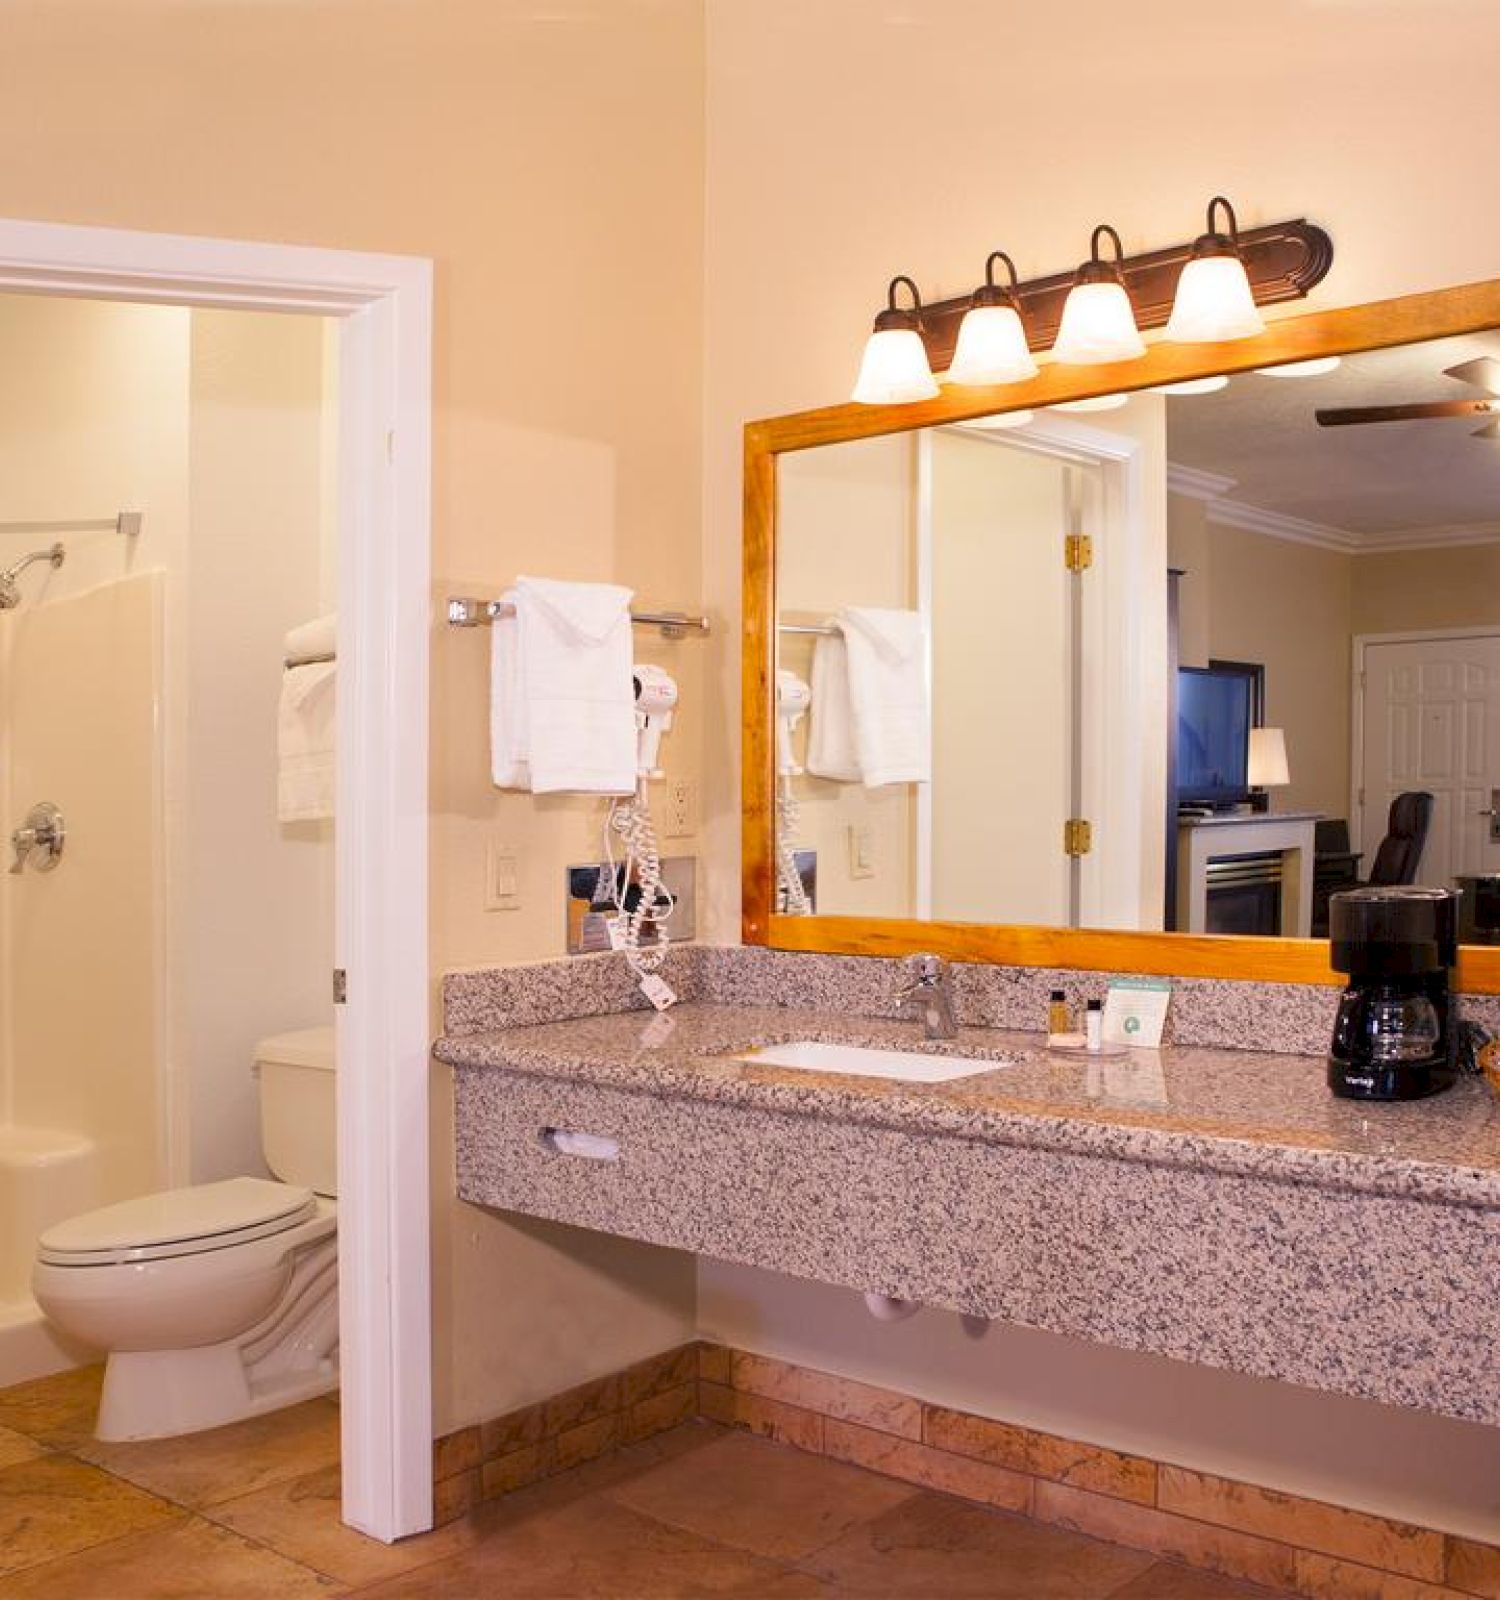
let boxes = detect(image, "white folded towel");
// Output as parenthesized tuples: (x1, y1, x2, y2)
(278, 659, 336, 821)
(805, 630, 862, 782)
(284, 613, 336, 666)
(490, 576, 637, 795)
(839, 606, 930, 788)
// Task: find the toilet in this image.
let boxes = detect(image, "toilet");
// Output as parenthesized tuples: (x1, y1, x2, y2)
(33, 1027, 338, 1442)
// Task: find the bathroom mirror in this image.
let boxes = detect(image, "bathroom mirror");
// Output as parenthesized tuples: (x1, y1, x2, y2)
(743, 280, 1500, 988)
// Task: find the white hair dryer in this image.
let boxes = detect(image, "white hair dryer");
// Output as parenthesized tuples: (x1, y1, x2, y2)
(776, 670, 811, 776)
(632, 664, 678, 778)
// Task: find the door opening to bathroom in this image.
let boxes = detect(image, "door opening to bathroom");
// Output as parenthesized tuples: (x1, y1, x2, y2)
(0, 219, 432, 1544)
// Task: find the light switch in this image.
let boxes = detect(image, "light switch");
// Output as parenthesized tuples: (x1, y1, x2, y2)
(485, 843, 521, 911)
(848, 824, 875, 879)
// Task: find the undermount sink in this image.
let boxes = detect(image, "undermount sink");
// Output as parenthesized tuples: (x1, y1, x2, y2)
(738, 1039, 1002, 1083)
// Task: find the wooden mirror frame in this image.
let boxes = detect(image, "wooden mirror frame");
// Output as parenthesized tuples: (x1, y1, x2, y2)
(742, 277, 1500, 991)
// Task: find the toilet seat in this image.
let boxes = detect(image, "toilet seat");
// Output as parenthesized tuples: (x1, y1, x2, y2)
(37, 1177, 316, 1268)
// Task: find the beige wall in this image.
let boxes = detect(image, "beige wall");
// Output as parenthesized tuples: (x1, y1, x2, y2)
(1353, 545, 1500, 636)
(0, 294, 336, 1201)
(701, 0, 1500, 1530)
(777, 433, 917, 918)
(0, 0, 707, 1435)
(181, 309, 335, 1184)
(1170, 509, 1354, 817)
(0, 296, 187, 1210)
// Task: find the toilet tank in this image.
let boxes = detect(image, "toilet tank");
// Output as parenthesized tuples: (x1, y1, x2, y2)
(255, 1026, 337, 1197)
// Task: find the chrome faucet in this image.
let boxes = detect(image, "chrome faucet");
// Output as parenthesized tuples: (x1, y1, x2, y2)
(896, 954, 959, 1040)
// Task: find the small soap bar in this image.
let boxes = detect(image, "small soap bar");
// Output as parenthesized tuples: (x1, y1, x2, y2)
(1047, 1031, 1087, 1050)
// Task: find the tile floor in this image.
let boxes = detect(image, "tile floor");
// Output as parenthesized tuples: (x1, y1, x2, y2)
(0, 1364, 1292, 1598)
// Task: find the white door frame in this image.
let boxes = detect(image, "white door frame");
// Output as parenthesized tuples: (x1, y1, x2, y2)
(0, 217, 433, 1542)
(917, 416, 1156, 928)
(1351, 625, 1500, 856)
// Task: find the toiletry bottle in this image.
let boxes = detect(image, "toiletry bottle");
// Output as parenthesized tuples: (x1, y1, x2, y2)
(1085, 999, 1103, 1053)
(1048, 989, 1070, 1037)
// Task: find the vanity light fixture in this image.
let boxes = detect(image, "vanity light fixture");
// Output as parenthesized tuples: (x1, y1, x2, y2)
(1164, 196, 1266, 344)
(851, 276, 940, 405)
(1050, 225, 1147, 365)
(1151, 375, 1231, 396)
(1257, 356, 1342, 377)
(948, 251, 1039, 386)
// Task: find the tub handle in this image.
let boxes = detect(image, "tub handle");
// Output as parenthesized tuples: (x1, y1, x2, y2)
(540, 1128, 620, 1162)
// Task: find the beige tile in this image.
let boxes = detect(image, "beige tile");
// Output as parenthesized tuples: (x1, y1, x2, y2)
(0, 1428, 43, 1471)
(1291, 1550, 1468, 1599)
(1034, 1479, 1300, 1594)
(430, 1425, 480, 1483)
(74, 1395, 341, 1508)
(1108, 1558, 1292, 1598)
(1448, 1537, 1500, 1600)
(804, 1487, 1156, 1598)
(541, 1371, 621, 1436)
(621, 1343, 699, 1407)
(0, 1364, 103, 1450)
(0, 1514, 339, 1598)
(478, 1399, 545, 1460)
(209, 1462, 483, 1588)
(0, 1454, 183, 1575)
(553, 1411, 621, 1473)
(926, 1405, 1156, 1505)
(431, 1466, 481, 1527)
(698, 1341, 734, 1386)
(823, 1417, 1033, 1516)
(481, 1419, 723, 1517)
(606, 1428, 914, 1561)
(622, 1381, 696, 1445)
(341, 1490, 796, 1599)
(1160, 1467, 1445, 1583)
(700, 1380, 825, 1452)
(730, 1351, 923, 1441)
(480, 1442, 553, 1501)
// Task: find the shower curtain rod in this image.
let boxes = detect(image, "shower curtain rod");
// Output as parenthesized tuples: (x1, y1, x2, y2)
(0, 511, 142, 538)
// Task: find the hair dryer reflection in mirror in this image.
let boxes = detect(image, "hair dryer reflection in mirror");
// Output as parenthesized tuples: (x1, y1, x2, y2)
(776, 670, 815, 914)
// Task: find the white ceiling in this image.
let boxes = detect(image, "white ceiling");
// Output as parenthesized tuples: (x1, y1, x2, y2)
(1165, 330, 1500, 549)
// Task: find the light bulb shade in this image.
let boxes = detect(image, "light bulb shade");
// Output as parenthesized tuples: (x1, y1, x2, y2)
(960, 408, 1035, 431)
(948, 304, 1039, 385)
(1050, 280, 1146, 364)
(851, 327, 938, 405)
(1165, 253, 1265, 343)
(1248, 726, 1290, 788)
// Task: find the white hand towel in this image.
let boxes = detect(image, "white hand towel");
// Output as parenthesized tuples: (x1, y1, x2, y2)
(284, 613, 336, 666)
(805, 630, 862, 782)
(490, 576, 637, 795)
(839, 606, 930, 788)
(278, 659, 336, 821)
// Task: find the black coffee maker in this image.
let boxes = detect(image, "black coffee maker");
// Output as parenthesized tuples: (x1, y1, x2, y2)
(1328, 885, 1460, 1101)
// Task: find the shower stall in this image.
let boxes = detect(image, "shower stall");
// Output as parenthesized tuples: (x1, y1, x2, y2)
(0, 517, 164, 1382)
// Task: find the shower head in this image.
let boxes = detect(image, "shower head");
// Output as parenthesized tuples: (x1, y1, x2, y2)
(0, 542, 65, 610)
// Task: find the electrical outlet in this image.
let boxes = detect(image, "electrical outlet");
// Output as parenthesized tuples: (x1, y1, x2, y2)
(663, 776, 697, 839)
(848, 824, 875, 879)
(485, 842, 521, 911)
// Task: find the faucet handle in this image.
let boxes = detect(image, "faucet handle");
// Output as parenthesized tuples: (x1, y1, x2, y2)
(909, 953, 945, 984)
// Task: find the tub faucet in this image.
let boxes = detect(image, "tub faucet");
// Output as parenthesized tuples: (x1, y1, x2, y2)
(896, 954, 958, 1041)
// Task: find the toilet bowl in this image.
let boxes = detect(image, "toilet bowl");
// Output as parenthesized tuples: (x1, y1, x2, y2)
(32, 1027, 339, 1440)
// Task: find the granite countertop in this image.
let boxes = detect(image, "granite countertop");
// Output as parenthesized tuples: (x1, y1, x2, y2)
(436, 1002, 1500, 1211)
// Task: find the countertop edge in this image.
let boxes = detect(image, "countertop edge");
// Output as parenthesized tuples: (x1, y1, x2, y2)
(436, 1032, 1500, 1215)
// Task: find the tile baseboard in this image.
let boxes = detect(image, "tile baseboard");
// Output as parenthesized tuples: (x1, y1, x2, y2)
(432, 1342, 1500, 1599)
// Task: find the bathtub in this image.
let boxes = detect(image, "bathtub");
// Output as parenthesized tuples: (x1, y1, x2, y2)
(0, 1125, 101, 1383)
